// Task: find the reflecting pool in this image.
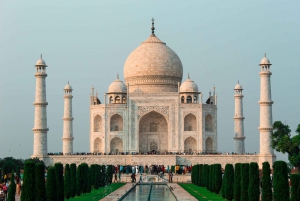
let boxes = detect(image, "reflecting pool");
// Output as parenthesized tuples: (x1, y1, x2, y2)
(121, 184, 177, 201)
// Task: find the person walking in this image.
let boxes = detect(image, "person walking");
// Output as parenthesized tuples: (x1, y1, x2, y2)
(114, 173, 118, 183)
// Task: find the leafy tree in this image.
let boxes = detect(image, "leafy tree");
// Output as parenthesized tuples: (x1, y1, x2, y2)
(55, 163, 64, 201)
(203, 164, 209, 188)
(87, 166, 92, 193)
(262, 162, 272, 201)
(64, 164, 71, 200)
(248, 162, 259, 201)
(70, 163, 76, 198)
(7, 170, 16, 201)
(21, 161, 35, 201)
(0, 168, 2, 181)
(46, 167, 57, 201)
(215, 164, 222, 194)
(25, 157, 45, 168)
(241, 163, 249, 201)
(234, 163, 242, 201)
(271, 121, 300, 170)
(35, 163, 46, 201)
(16, 165, 20, 178)
(273, 161, 289, 201)
(290, 174, 300, 201)
(2, 160, 16, 175)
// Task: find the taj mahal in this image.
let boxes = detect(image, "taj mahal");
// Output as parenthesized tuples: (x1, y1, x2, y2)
(32, 20, 276, 167)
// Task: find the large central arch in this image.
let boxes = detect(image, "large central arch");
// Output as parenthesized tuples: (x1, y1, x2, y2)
(139, 111, 168, 152)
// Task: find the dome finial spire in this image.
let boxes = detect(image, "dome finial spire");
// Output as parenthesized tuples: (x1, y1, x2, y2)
(117, 73, 119, 79)
(40, 54, 42, 59)
(188, 73, 190, 79)
(264, 53, 266, 57)
(238, 80, 239, 84)
(151, 17, 155, 35)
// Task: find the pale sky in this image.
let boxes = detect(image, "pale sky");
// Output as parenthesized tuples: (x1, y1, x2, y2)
(1, 1, 299, 162)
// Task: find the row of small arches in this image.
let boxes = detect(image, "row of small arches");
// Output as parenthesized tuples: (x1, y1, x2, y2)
(94, 113, 213, 132)
(93, 136, 214, 153)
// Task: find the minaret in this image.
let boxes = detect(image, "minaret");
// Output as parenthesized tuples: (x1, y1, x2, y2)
(32, 55, 48, 157)
(233, 81, 245, 154)
(258, 54, 274, 155)
(62, 82, 74, 154)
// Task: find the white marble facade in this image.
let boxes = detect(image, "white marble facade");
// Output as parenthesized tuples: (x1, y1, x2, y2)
(89, 26, 217, 154)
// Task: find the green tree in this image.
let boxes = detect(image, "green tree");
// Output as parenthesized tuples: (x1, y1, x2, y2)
(271, 121, 300, 170)
(290, 174, 300, 201)
(273, 161, 289, 201)
(248, 162, 259, 201)
(241, 163, 249, 201)
(262, 162, 272, 201)
(20, 161, 35, 201)
(55, 163, 64, 201)
(35, 163, 46, 201)
(64, 164, 71, 200)
(201, 164, 207, 187)
(215, 164, 222, 194)
(198, 164, 203, 187)
(7, 170, 16, 201)
(94, 165, 100, 190)
(234, 163, 242, 201)
(2, 160, 16, 175)
(76, 166, 81, 196)
(46, 167, 57, 201)
(70, 163, 76, 198)
(224, 164, 234, 201)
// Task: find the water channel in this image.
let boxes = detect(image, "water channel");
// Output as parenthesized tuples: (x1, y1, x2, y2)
(120, 184, 177, 201)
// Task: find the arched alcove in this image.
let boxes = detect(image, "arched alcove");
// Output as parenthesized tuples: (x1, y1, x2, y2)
(184, 137, 196, 152)
(94, 138, 101, 153)
(110, 114, 123, 131)
(184, 114, 197, 131)
(205, 114, 213, 131)
(115, 96, 121, 103)
(139, 111, 168, 152)
(94, 115, 102, 132)
(205, 137, 213, 152)
(110, 137, 123, 153)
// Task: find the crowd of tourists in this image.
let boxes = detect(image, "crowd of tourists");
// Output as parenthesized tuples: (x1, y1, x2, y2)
(47, 151, 258, 156)
(0, 173, 22, 200)
(111, 164, 192, 183)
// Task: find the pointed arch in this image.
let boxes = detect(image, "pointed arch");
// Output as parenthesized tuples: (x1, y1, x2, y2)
(110, 114, 123, 131)
(115, 96, 121, 103)
(94, 137, 101, 153)
(184, 137, 197, 152)
(139, 111, 168, 152)
(181, 96, 185, 103)
(184, 113, 197, 131)
(205, 137, 213, 152)
(94, 115, 102, 132)
(110, 137, 123, 153)
(187, 95, 192, 103)
(205, 114, 213, 131)
(109, 96, 113, 103)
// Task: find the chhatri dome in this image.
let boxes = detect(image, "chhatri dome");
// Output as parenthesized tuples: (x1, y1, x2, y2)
(35, 54, 47, 66)
(108, 75, 127, 93)
(124, 18, 183, 93)
(64, 82, 72, 90)
(180, 75, 199, 93)
(260, 53, 271, 65)
(234, 82, 243, 90)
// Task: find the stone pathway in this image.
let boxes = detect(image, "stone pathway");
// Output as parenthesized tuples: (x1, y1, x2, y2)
(100, 183, 135, 201)
(167, 183, 197, 201)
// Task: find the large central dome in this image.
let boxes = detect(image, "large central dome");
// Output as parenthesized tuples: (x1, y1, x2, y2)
(124, 27, 183, 93)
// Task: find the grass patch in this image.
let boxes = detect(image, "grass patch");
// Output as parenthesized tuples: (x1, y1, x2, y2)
(68, 183, 126, 201)
(179, 183, 226, 201)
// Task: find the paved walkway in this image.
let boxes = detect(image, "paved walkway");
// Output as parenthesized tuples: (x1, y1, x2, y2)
(167, 183, 197, 201)
(100, 183, 135, 201)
